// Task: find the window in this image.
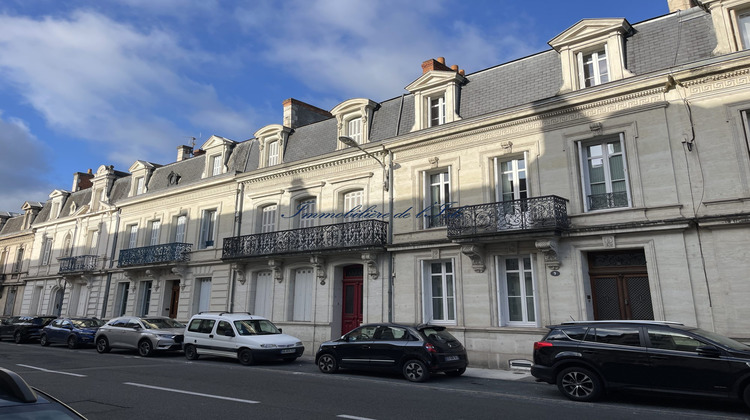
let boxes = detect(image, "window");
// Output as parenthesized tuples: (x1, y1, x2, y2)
(0, 250, 6, 273)
(139, 281, 152, 316)
(647, 328, 704, 352)
(188, 318, 215, 334)
(30, 285, 43, 314)
(267, 141, 279, 166)
(579, 135, 630, 211)
(41, 238, 52, 266)
(347, 118, 362, 144)
(494, 156, 527, 202)
(497, 256, 537, 326)
(149, 220, 161, 246)
(254, 271, 273, 318)
(196, 277, 212, 312)
(578, 49, 609, 87)
(211, 154, 222, 176)
(422, 260, 455, 324)
(13, 248, 24, 273)
(115, 282, 129, 317)
(292, 268, 314, 321)
(261, 205, 277, 233)
(296, 198, 316, 228)
(739, 12, 750, 49)
(51, 202, 60, 219)
(127, 224, 138, 249)
(423, 170, 451, 228)
(174, 215, 187, 243)
(88, 230, 99, 254)
(584, 327, 641, 347)
(135, 177, 145, 195)
(343, 190, 363, 222)
(428, 96, 445, 127)
(62, 235, 72, 257)
(199, 209, 217, 249)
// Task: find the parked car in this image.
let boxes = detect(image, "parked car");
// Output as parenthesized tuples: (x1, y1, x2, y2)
(315, 323, 468, 382)
(41, 317, 105, 349)
(0, 366, 86, 419)
(183, 312, 304, 365)
(531, 320, 750, 408)
(0, 316, 57, 343)
(95, 316, 185, 357)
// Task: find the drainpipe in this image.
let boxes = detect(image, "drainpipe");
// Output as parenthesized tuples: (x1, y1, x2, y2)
(229, 182, 244, 312)
(387, 149, 394, 323)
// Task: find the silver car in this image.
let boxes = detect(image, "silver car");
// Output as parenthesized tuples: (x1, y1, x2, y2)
(95, 316, 185, 357)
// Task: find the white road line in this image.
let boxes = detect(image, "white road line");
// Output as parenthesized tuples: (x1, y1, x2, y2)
(16, 364, 87, 378)
(123, 382, 259, 404)
(337, 415, 376, 420)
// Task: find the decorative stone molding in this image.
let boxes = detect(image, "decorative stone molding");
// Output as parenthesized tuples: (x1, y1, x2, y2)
(171, 265, 189, 278)
(361, 253, 380, 280)
(535, 239, 561, 270)
(460, 245, 486, 273)
(231, 263, 247, 285)
(589, 122, 603, 136)
(310, 255, 327, 285)
(602, 235, 616, 248)
(268, 259, 284, 283)
(428, 156, 439, 167)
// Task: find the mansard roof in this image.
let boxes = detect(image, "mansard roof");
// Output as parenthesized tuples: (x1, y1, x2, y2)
(0, 214, 26, 236)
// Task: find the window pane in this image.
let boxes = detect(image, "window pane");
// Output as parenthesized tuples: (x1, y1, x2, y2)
(507, 273, 521, 296)
(431, 276, 443, 297)
(508, 297, 522, 321)
(505, 258, 518, 271)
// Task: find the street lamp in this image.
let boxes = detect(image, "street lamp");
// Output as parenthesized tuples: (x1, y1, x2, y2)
(338, 136, 394, 322)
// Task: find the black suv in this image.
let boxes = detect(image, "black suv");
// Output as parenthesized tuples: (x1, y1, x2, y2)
(531, 321, 750, 408)
(0, 316, 57, 343)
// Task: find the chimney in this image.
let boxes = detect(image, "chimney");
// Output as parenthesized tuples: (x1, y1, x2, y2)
(282, 98, 333, 129)
(421, 58, 453, 74)
(177, 145, 193, 161)
(71, 171, 94, 192)
(193, 148, 206, 157)
(667, 0, 696, 12)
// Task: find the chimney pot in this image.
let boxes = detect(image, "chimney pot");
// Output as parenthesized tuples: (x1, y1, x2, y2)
(459, 69, 465, 76)
(437, 57, 445, 64)
(450, 64, 458, 71)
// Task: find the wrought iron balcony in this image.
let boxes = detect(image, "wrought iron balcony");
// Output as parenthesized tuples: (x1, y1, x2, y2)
(118, 243, 192, 268)
(588, 192, 628, 211)
(58, 255, 98, 274)
(223, 219, 388, 260)
(446, 195, 569, 239)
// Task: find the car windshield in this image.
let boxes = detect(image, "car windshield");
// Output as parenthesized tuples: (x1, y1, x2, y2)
(233, 320, 280, 336)
(71, 319, 105, 328)
(141, 318, 185, 329)
(691, 328, 750, 351)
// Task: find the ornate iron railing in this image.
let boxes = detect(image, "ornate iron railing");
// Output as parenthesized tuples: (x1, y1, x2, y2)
(223, 220, 388, 260)
(118, 243, 192, 268)
(446, 195, 569, 238)
(588, 192, 628, 211)
(58, 255, 98, 273)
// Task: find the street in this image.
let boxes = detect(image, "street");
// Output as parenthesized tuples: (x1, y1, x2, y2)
(1, 341, 748, 420)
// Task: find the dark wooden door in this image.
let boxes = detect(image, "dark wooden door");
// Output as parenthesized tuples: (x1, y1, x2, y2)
(169, 281, 180, 319)
(588, 250, 653, 320)
(341, 265, 363, 335)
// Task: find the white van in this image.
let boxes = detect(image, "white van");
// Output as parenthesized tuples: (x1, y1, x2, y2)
(183, 312, 304, 365)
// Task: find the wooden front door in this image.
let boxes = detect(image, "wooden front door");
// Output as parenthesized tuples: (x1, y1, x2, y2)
(169, 281, 180, 319)
(341, 265, 363, 335)
(588, 250, 654, 320)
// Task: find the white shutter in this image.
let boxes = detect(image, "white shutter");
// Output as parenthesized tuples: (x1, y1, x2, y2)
(261, 205, 277, 233)
(150, 221, 160, 246)
(254, 271, 273, 318)
(293, 268, 313, 321)
(175, 215, 186, 243)
(197, 278, 212, 312)
(128, 225, 138, 249)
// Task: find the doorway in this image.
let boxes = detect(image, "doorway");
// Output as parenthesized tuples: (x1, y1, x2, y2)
(169, 280, 180, 319)
(588, 250, 654, 320)
(341, 265, 363, 335)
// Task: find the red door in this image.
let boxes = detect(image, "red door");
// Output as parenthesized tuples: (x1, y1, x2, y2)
(341, 265, 363, 335)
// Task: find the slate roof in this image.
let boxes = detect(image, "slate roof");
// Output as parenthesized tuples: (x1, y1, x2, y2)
(0, 214, 26, 236)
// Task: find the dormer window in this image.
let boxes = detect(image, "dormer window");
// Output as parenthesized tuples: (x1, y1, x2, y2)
(579, 49, 609, 87)
(331, 98, 377, 148)
(347, 118, 362, 144)
(135, 177, 145, 195)
(254, 125, 290, 168)
(704, 0, 750, 53)
(429, 96, 446, 127)
(406, 58, 465, 132)
(267, 141, 279, 166)
(200, 135, 236, 178)
(210, 154, 222, 176)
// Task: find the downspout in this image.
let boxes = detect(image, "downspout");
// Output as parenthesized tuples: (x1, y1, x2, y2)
(387, 149, 394, 322)
(229, 181, 244, 312)
(101, 208, 121, 318)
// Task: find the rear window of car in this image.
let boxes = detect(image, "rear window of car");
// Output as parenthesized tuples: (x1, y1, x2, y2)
(188, 319, 215, 334)
(584, 327, 641, 347)
(546, 327, 587, 341)
(421, 327, 459, 344)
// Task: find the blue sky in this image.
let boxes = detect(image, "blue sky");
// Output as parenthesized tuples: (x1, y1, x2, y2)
(0, 0, 669, 212)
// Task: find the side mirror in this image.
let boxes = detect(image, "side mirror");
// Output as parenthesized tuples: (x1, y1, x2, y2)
(697, 345, 721, 357)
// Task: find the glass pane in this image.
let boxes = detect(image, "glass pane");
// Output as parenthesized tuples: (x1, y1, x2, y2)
(433, 297, 443, 320)
(609, 155, 625, 180)
(505, 258, 518, 271)
(447, 297, 455, 320)
(508, 297, 522, 321)
(506, 273, 520, 296)
(526, 297, 535, 322)
(523, 257, 531, 267)
(431, 263, 442, 273)
(344, 285, 354, 314)
(524, 272, 533, 297)
(445, 261, 452, 273)
(432, 277, 443, 297)
(446, 275, 454, 298)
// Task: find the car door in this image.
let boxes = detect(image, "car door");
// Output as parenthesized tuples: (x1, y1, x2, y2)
(581, 325, 651, 388)
(336, 325, 377, 369)
(646, 327, 735, 396)
(210, 320, 239, 357)
(106, 318, 130, 347)
(368, 326, 410, 369)
(47, 319, 65, 343)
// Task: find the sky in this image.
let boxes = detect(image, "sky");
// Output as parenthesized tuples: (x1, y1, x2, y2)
(0, 0, 670, 213)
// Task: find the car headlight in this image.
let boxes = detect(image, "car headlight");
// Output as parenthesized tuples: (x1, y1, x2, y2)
(296, 342, 303, 347)
(260, 344, 277, 348)
(156, 334, 175, 339)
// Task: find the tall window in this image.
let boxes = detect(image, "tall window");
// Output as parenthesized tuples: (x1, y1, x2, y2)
(0, 250, 6, 273)
(115, 282, 129, 316)
(423, 170, 450, 228)
(292, 268, 314, 321)
(139, 281, 152, 316)
(41, 238, 53, 266)
(267, 141, 279, 166)
(740, 12, 750, 50)
(135, 177, 145, 195)
(578, 49, 609, 87)
(174, 215, 187, 243)
(62, 235, 72, 257)
(296, 198, 316, 228)
(497, 256, 537, 326)
(88, 230, 99, 254)
(13, 248, 24, 273)
(149, 220, 161, 246)
(199, 209, 217, 249)
(579, 135, 630, 211)
(343, 190, 363, 222)
(347, 118, 362, 144)
(261, 205, 277, 233)
(127, 224, 138, 249)
(422, 260, 455, 324)
(30, 285, 43, 314)
(196, 277, 212, 312)
(429, 96, 445, 127)
(211, 154, 222, 176)
(254, 271, 273, 318)
(494, 156, 527, 202)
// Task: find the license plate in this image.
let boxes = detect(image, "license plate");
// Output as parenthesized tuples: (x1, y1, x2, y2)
(281, 349, 296, 354)
(445, 355, 459, 361)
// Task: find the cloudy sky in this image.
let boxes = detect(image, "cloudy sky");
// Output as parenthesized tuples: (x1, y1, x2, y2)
(0, 0, 668, 212)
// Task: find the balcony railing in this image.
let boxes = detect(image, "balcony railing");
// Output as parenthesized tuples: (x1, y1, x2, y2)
(58, 255, 98, 274)
(223, 220, 388, 260)
(446, 195, 569, 239)
(588, 192, 628, 211)
(118, 243, 192, 268)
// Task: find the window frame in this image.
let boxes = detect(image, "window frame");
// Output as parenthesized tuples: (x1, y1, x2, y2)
(422, 168, 451, 229)
(347, 117, 362, 144)
(421, 259, 456, 325)
(428, 95, 446, 127)
(260, 204, 278, 233)
(577, 46, 610, 88)
(342, 190, 364, 222)
(199, 209, 217, 249)
(267, 141, 279, 166)
(494, 154, 528, 203)
(127, 224, 138, 249)
(174, 215, 187, 243)
(211, 154, 222, 176)
(41, 237, 53, 266)
(496, 255, 538, 327)
(149, 220, 161, 246)
(291, 268, 314, 322)
(295, 197, 317, 229)
(135, 176, 145, 195)
(578, 133, 632, 212)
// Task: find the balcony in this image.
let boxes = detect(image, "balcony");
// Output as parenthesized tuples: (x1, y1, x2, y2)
(118, 243, 192, 268)
(223, 220, 388, 260)
(58, 255, 98, 274)
(446, 195, 569, 240)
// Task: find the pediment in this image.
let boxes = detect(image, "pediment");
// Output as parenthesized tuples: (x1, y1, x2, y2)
(95, 164, 115, 177)
(21, 201, 43, 211)
(549, 18, 632, 51)
(405, 70, 465, 93)
(129, 160, 156, 173)
(254, 124, 291, 140)
(200, 135, 235, 151)
(330, 98, 377, 116)
(48, 189, 70, 200)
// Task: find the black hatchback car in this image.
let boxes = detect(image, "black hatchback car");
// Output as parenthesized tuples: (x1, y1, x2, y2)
(531, 321, 750, 408)
(315, 323, 468, 382)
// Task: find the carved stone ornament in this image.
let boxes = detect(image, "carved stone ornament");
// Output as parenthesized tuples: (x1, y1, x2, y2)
(428, 157, 439, 167)
(589, 122, 603, 136)
(535, 239, 561, 271)
(310, 255, 327, 285)
(460, 244, 486, 273)
(268, 259, 284, 283)
(232, 263, 247, 285)
(361, 253, 379, 280)
(500, 141, 513, 149)
(602, 235, 615, 248)
(171, 266, 189, 278)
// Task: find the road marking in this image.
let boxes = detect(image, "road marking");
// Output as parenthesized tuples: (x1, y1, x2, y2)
(16, 364, 87, 378)
(123, 382, 259, 404)
(337, 416, 376, 420)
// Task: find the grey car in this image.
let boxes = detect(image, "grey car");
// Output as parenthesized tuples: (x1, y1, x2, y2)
(95, 316, 185, 357)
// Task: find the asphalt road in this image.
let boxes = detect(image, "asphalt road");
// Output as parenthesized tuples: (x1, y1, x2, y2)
(1, 341, 748, 420)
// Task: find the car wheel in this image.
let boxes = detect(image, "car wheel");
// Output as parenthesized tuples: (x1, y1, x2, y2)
(184, 344, 199, 360)
(40, 333, 50, 347)
(317, 354, 338, 373)
(138, 339, 154, 357)
(445, 367, 466, 377)
(403, 359, 430, 382)
(743, 384, 750, 409)
(96, 336, 111, 353)
(238, 348, 254, 366)
(14, 330, 24, 344)
(556, 366, 603, 402)
(67, 336, 78, 349)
